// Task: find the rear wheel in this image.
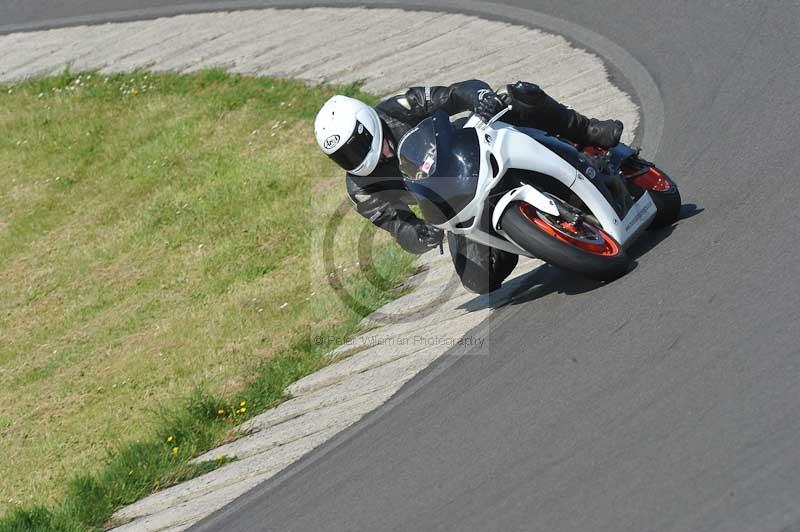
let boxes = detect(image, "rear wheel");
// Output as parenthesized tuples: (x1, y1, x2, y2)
(622, 161, 681, 228)
(500, 200, 630, 282)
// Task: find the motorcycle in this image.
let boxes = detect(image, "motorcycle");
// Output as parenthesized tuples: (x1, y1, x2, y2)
(396, 107, 681, 281)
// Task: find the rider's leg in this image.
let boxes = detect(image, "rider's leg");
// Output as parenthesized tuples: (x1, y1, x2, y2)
(498, 81, 623, 148)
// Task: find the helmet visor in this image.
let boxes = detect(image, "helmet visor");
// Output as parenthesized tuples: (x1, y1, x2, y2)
(328, 120, 374, 171)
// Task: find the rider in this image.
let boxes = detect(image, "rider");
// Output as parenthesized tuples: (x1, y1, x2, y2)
(314, 80, 623, 294)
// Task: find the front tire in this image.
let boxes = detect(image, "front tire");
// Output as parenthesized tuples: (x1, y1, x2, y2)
(500, 201, 630, 282)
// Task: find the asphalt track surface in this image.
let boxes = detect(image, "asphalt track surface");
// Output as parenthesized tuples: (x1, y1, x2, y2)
(4, 1, 800, 531)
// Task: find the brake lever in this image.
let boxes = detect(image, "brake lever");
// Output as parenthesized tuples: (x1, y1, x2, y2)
(484, 105, 513, 129)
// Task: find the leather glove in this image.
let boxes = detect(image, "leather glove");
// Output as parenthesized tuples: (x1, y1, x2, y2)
(394, 220, 444, 254)
(416, 223, 444, 249)
(475, 90, 507, 120)
(586, 118, 624, 148)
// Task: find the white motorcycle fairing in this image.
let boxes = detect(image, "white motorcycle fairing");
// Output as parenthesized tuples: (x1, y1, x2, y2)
(490, 185, 559, 231)
(438, 116, 656, 252)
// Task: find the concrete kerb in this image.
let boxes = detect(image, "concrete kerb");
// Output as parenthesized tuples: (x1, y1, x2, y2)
(0, 5, 658, 531)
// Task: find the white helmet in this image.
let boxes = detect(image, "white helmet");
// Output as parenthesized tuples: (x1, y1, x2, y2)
(315, 95, 383, 176)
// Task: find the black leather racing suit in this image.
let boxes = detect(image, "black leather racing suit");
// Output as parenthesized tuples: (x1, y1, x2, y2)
(346, 79, 622, 294)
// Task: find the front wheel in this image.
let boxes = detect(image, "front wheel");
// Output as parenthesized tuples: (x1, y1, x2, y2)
(501, 201, 631, 282)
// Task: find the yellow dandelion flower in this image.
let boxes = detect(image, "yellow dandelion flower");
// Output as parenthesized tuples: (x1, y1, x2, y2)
(215, 455, 224, 461)
(240, 400, 246, 407)
(166, 435, 173, 443)
(217, 409, 225, 415)
(172, 447, 179, 455)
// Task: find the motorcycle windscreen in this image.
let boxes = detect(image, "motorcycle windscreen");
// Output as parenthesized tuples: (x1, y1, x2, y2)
(398, 112, 481, 225)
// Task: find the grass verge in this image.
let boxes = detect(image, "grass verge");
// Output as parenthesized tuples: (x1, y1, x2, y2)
(0, 70, 416, 530)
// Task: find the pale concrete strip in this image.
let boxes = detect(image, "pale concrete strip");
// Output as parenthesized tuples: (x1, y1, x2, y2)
(1, 25, 77, 55)
(113, 422, 350, 525)
(239, 12, 371, 74)
(204, 9, 337, 74)
(70, 18, 180, 68)
(98, 16, 226, 73)
(422, 42, 536, 89)
(30, 25, 126, 76)
(259, 9, 403, 78)
(105, 13, 251, 73)
(567, 84, 630, 110)
(41, 22, 155, 75)
(179, 12, 318, 73)
(545, 70, 614, 109)
(353, 263, 540, 338)
(231, 9, 362, 69)
(262, 345, 447, 416)
(0, 8, 640, 531)
(483, 47, 586, 91)
(583, 101, 639, 132)
(0, 31, 27, 51)
(32, 18, 178, 77)
(285, 314, 478, 398)
(152, 11, 279, 72)
(322, 13, 477, 86)
(297, 10, 445, 83)
(237, 380, 401, 435)
(152, 524, 190, 532)
(225, 350, 452, 440)
(0, 26, 86, 77)
(192, 394, 385, 462)
(531, 59, 606, 92)
(0, 24, 109, 78)
(109, 476, 267, 532)
(472, 36, 573, 81)
(355, 18, 501, 94)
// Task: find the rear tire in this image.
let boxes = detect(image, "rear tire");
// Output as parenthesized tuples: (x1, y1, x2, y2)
(500, 202, 630, 282)
(623, 162, 681, 228)
(648, 183, 681, 228)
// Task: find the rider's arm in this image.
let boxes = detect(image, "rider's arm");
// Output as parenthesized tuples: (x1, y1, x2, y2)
(376, 80, 494, 124)
(346, 174, 442, 255)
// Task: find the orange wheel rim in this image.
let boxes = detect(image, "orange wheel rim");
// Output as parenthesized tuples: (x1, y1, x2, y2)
(519, 203, 620, 257)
